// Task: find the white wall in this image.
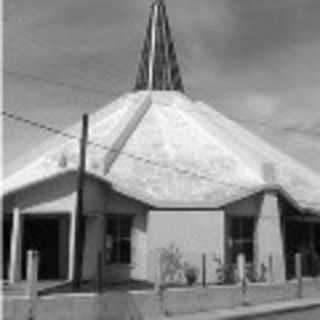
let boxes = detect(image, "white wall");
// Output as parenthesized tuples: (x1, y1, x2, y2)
(147, 210, 225, 284)
(10, 173, 77, 214)
(82, 213, 147, 282)
(131, 213, 147, 280)
(3, 173, 149, 282)
(82, 216, 104, 279)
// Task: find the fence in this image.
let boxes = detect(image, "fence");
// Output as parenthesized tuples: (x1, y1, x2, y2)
(152, 247, 320, 301)
(4, 249, 320, 319)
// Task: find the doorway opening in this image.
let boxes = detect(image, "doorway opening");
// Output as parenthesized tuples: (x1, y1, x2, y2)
(285, 220, 320, 279)
(22, 214, 69, 280)
(2, 214, 13, 279)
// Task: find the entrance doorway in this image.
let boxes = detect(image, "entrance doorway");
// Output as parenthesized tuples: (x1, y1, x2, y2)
(226, 216, 256, 281)
(285, 220, 320, 279)
(22, 215, 69, 280)
(229, 217, 255, 264)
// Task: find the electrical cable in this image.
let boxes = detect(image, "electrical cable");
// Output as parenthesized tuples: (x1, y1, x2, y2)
(2, 110, 253, 189)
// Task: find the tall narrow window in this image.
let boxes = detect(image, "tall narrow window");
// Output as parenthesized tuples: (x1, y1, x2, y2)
(230, 217, 255, 264)
(105, 216, 132, 264)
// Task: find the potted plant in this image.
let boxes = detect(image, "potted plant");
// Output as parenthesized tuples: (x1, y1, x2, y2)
(184, 263, 198, 286)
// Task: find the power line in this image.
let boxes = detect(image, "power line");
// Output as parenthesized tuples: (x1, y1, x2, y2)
(2, 110, 253, 189)
(2, 110, 77, 140)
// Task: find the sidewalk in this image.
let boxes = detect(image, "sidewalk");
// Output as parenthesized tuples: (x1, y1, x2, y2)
(159, 298, 320, 320)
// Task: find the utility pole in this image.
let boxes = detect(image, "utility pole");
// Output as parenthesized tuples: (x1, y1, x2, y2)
(72, 114, 89, 289)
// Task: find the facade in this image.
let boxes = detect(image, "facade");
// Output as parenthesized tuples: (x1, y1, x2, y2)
(3, 0, 320, 285)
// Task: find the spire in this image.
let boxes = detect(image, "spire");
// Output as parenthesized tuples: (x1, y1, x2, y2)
(134, 0, 184, 92)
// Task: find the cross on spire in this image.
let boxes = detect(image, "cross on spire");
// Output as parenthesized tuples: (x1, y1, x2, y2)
(134, 0, 184, 92)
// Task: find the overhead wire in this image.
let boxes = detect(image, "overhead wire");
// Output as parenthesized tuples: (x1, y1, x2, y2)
(2, 110, 254, 190)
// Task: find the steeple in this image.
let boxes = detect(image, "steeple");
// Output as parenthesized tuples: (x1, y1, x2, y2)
(134, 0, 184, 92)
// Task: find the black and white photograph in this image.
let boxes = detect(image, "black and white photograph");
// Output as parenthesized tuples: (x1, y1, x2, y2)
(2, 0, 320, 319)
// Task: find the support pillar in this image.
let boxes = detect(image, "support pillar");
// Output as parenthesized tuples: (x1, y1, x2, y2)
(256, 191, 285, 282)
(9, 208, 23, 283)
(68, 210, 76, 281)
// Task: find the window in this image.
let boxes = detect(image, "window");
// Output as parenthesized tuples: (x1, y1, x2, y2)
(105, 216, 132, 264)
(230, 217, 255, 263)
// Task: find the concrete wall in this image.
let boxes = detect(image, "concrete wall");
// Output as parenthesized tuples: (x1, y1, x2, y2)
(131, 213, 148, 280)
(256, 192, 286, 282)
(3, 172, 149, 282)
(224, 193, 262, 217)
(147, 210, 225, 284)
(83, 176, 147, 215)
(82, 213, 148, 282)
(224, 192, 286, 282)
(2, 173, 286, 284)
(3, 172, 146, 216)
(4, 282, 320, 320)
(3, 173, 77, 281)
(4, 172, 77, 214)
(81, 177, 148, 281)
(82, 216, 104, 279)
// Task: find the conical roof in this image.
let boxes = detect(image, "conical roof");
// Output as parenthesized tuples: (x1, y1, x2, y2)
(3, 0, 320, 213)
(134, 0, 184, 91)
(3, 91, 320, 211)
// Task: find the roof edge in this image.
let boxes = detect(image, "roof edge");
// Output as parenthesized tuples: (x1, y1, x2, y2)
(2, 169, 319, 216)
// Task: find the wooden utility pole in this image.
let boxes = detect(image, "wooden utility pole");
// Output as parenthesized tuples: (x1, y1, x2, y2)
(72, 114, 89, 289)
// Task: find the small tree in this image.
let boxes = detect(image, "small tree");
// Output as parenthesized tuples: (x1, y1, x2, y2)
(160, 243, 184, 284)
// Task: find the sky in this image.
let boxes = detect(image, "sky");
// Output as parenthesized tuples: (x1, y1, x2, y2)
(3, 0, 320, 176)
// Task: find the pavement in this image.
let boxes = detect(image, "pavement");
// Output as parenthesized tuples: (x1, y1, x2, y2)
(159, 298, 320, 320)
(2, 280, 67, 296)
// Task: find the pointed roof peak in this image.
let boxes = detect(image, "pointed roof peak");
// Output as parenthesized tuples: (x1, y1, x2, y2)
(134, 0, 184, 92)
(152, 0, 164, 6)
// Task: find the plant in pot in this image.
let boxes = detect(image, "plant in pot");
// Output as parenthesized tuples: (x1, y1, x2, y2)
(184, 263, 198, 286)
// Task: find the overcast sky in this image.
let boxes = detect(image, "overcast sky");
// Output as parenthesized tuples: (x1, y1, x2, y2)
(4, 0, 320, 175)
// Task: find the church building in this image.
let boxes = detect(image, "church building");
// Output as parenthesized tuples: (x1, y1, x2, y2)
(3, 0, 320, 285)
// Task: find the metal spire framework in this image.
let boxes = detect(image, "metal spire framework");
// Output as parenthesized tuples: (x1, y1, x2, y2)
(134, 0, 184, 92)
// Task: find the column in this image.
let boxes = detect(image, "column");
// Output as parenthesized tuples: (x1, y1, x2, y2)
(255, 191, 286, 282)
(131, 214, 147, 280)
(68, 210, 76, 281)
(9, 208, 23, 283)
(82, 215, 102, 279)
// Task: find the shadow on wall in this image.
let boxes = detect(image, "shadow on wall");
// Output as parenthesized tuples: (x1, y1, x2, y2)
(4, 171, 77, 212)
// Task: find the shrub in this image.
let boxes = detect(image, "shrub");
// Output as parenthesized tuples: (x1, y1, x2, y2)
(184, 263, 198, 286)
(159, 244, 184, 284)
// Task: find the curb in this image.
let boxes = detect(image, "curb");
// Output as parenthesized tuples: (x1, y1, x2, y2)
(160, 298, 320, 320)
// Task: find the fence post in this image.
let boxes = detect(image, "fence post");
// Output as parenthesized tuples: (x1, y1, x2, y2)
(237, 254, 249, 306)
(237, 254, 245, 283)
(154, 250, 162, 292)
(295, 253, 303, 299)
(27, 250, 39, 320)
(154, 250, 166, 316)
(268, 254, 274, 283)
(96, 251, 103, 292)
(202, 253, 207, 288)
